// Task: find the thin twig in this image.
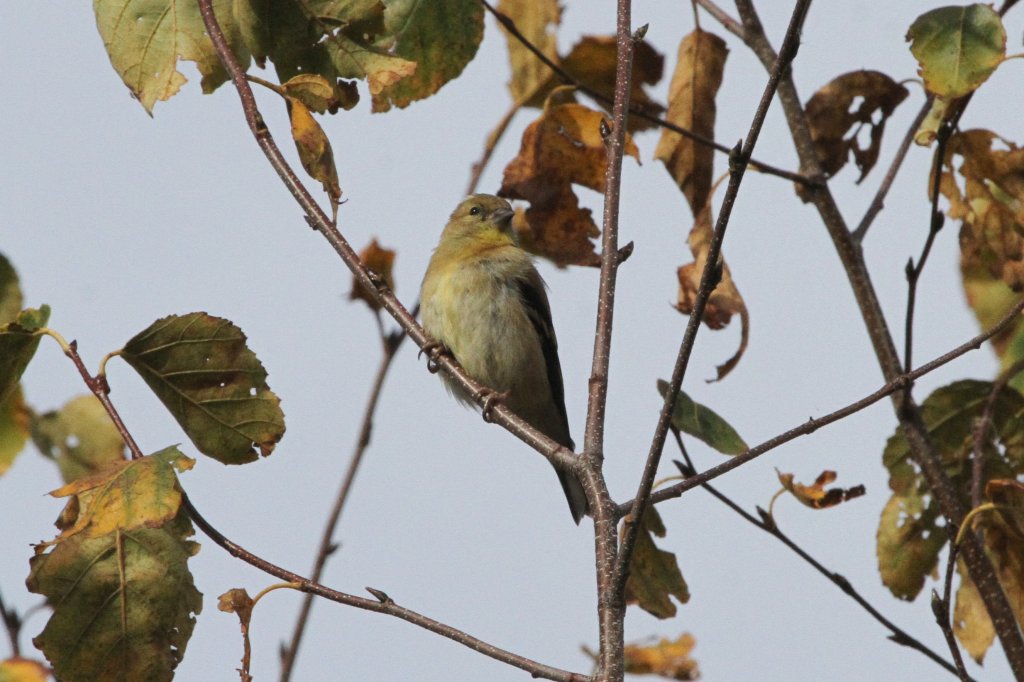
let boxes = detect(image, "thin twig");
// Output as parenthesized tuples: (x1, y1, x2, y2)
(279, 329, 406, 682)
(970, 358, 1024, 509)
(903, 122, 952, 374)
(613, 0, 812, 594)
(194, 0, 579, 485)
(183, 495, 585, 682)
(694, 0, 745, 38)
(620, 295, 1024, 515)
(583, 3, 636, 679)
(672, 436, 969, 679)
(853, 96, 933, 242)
(933, 528, 970, 682)
(479, 0, 812, 187)
(466, 96, 525, 196)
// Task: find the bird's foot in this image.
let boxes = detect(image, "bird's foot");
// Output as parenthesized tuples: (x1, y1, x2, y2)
(477, 388, 511, 423)
(419, 341, 449, 374)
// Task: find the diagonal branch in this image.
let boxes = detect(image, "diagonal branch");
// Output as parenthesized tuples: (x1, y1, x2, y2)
(671, 439, 970, 680)
(194, 0, 579, 485)
(480, 0, 810, 186)
(183, 495, 586, 682)
(620, 295, 1024, 515)
(613, 0, 812, 594)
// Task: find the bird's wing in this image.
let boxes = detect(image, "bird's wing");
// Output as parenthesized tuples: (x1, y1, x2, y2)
(515, 271, 573, 449)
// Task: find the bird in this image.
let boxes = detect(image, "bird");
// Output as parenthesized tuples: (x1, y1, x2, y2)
(420, 194, 588, 524)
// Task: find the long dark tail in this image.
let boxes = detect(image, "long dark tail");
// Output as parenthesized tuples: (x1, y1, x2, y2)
(556, 467, 589, 525)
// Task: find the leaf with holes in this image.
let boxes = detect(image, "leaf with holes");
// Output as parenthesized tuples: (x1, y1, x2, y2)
(120, 313, 285, 464)
(33, 395, 126, 483)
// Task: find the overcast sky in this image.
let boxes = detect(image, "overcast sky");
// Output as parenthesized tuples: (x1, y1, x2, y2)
(1, 2, 1019, 681)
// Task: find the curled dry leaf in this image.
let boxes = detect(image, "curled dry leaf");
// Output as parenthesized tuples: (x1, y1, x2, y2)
(623, 633, 700, 681)
(941, 130, 1024, 291)
(500, 100, 639, 267)
(287, 98, 341, 219)
(804, 70, 908, 185)
(776, 469, 865, 509)
(281, 74, 359, 114)
(655, 30, 728, 216)
(676, 202, 749, 381)
(350, 238, 396, 311)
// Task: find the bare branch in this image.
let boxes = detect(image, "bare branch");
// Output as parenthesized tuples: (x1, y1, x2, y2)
(613, 0, 812, 597)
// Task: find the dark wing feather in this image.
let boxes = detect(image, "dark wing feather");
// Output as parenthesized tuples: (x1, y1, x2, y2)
(515, 273, 573, 449)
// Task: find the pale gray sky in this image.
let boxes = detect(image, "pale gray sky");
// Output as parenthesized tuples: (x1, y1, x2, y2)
(1, 2, 1017, 680)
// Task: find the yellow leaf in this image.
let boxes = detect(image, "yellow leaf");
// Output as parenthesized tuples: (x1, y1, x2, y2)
(776, 468, 865, 509)
(498, 0, 560, 105)
(623, 633, 699, 680)
(288, 98, 341, 217)
(655, 30, 728, 215)
(0, 657, 50, 682)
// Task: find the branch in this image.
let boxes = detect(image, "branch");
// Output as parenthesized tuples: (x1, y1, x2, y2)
(0, 589, 21, 658)
(279, 328, 406, 682)
(183, 496, 585, 682)
(933, 530, 970, 681)
(671, 440, 970, 679)
(620, 294, 1024, 515)
(479, 0, 811, 186)
(613, 0, 812, 595)
(731, 1, 1024, 673)
(583, 3, 636, 679)
(194, 0, 579, 484)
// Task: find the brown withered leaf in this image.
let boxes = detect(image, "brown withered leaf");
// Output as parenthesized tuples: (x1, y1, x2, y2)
(623, 633, 700, 681)
(655, 30, 728, 216)
(287, 98, 341, 220)
(623, 506, 689, 619)
(941, 130, 1024, 291)
(561, 35, 665, 132)
(500, 100, 639, 267)
(676, 201, 749, 380)
(498, 0, 560, 106)
(350, 239, 396, 311)
(776, 469, 866, 509)
(804, 70, 908, 184)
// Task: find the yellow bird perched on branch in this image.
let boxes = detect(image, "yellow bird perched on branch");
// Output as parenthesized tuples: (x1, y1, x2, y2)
(420, 194, 588, 524)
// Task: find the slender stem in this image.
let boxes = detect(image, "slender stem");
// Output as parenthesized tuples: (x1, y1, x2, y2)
(620, 295, 1024, 515)
(695, 0, 745, 38)
(853, 97, 933, 242)
(732, 0, 1024, 673)
(933, 533, 970, 682)
(479, 0, 811, 187)
(672, 435, 969, 679)
(614, 0, 811, 594)
(194, 0, 578, 482)
(903, 123, 952, 374)
(279, 330, 405, 682)
(182, 495, 585, 682)
(970, 358, 1024, 509)
(466, 97, 524, 196)
(583, 4, 635, 680)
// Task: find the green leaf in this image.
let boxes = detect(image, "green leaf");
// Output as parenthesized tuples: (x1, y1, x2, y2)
(907, 4, 1006, 98)
(27, 509, 202, 682)
(657, 379, 747, 455)
(120, 313, 285, 464)
(876, 487, 945, 599)
(0, 386, 30, 476)
(0, 305, 50, 405)
(93, 0, 250, 114)
(0, 252, 23, 325)
(33, 395, 127, 483)
(370, 0, 484, 112)
(623, 506, 689, 619)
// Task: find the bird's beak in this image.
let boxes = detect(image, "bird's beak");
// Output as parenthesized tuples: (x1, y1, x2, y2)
(494, 206, 515, 226)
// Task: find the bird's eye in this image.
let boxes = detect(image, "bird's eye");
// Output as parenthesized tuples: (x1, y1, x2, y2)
(469, 206, 481, 216)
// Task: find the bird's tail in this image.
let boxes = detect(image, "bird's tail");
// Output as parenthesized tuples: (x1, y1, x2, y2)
(556, 467, 589, 525)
